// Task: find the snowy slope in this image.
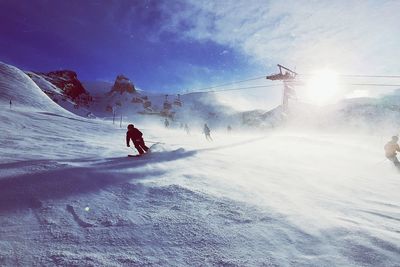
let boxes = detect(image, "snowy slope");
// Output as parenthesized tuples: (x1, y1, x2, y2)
(1, 116, 399, 266)
(0, 61, 71, 114)
(0, 63, 399, 266)
(26, 71, 95, 118)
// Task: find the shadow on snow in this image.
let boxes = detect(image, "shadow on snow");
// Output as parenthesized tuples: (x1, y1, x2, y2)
(0, 148, 196, 213)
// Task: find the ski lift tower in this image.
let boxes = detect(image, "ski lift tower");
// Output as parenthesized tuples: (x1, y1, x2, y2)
(266, 64, 297, 114)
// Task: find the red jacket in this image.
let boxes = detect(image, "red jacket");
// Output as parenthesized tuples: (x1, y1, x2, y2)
(126, 128, 143, 145)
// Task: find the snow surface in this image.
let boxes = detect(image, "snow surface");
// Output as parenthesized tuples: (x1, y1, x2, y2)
(0, 62, 400, 266)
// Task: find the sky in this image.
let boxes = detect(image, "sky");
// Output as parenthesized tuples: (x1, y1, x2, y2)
(0, 0, 399, 108)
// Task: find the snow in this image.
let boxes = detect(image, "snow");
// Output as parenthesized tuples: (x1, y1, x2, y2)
(0, 62, 399, 266)
(0, 62, 70, 114)
(26, 71, 94, 118)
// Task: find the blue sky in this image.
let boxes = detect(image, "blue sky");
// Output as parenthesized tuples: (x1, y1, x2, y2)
(1, 0, 399, 109)
(0, 0, 261, 93)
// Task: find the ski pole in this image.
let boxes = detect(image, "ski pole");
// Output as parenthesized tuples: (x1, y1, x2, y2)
(146, 140, 165, 144)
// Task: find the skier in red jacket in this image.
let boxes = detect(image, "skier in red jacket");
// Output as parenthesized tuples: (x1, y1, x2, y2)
(126, 124, 149, 155)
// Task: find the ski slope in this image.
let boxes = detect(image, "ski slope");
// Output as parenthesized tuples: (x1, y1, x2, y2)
(0, 62, 399, 266)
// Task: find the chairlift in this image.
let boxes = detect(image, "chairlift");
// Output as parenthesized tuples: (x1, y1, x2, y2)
(163, 94, 172, 110)
(173, 94, 182, 107)
(143, 100, 151, 108)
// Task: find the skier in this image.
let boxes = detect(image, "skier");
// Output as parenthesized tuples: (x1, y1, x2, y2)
(203, 123, 213, 141)
(184, 123, 190, 135)
(9, 99, 12, 109)
(126, 124, 149, 155)
(227, 125, 232, 133)
(164, 118, 169, 128)
(384, 135, 400, 166)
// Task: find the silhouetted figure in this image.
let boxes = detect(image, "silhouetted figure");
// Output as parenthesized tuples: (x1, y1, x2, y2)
(203, 123, 213, 141)
(184, 123, 190, 135)
(126, 124, 149, 155)
(227, 125, 232, 133)
(384, 135, 400, 167)
(9, 99, 12, 109)
(164, 118, 170, 128)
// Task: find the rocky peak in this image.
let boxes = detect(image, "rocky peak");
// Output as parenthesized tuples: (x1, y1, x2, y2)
(110, 75, 135, 94)
(31, 70, 89, 99)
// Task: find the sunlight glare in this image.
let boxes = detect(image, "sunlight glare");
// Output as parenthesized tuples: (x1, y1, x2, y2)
(304, 70, 342, 105)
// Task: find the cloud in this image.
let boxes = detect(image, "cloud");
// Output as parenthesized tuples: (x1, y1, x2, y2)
(160, 0, 400, 76)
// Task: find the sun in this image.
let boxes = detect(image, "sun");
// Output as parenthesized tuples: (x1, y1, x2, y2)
(303, 70, 342, 106)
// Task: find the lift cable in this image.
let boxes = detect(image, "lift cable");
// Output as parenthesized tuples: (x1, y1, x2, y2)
(298, 74, 400, 79)
(186, 84, 281, 94)
(190, 75, 266, 92)
(347, 83, 400, 87)
(181, 82, 400, 96)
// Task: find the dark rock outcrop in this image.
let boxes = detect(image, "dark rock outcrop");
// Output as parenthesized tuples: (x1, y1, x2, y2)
(110, 75, 135, 94)
(29, 70, 89, 100)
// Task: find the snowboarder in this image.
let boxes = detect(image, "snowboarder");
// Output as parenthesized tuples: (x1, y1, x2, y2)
(126, 124, 149, 155)
(384, 135, 400, 166)
(203, 123, 213, 141)
(164, 118, 170, 128)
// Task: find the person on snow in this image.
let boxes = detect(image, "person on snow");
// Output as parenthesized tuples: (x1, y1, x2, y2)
(126, 124, 149, 155)
(164, 118, 170, 128)
(384, 135, 400, 166)
(203, 123, 213, 141)
(184, 123, 190, 135)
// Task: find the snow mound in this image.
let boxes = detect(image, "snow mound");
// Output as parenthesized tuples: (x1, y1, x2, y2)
(0, 61, 70, 114)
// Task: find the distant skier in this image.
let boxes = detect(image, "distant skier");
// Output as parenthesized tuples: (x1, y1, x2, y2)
(203, 123, 213, 141)
(164, 118, 170, 128)
(184, 123, 190, 135)
(227, 125, 232, 133)
(384, 135, 400, 166)
(9, 99, 12, 109)
(126, 124, 149, 155)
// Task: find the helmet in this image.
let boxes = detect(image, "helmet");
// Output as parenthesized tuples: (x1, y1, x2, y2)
(392, 136, 398, 141)
(127, 124, 134, 130)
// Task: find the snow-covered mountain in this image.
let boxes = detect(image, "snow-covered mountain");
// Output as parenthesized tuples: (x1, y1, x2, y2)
(6, 59, 400, 133)
(85, 75, 237, 128)
(0, 61, 71, 114)
(239, 92, 400, 133)
(17, 66, 236, 127)
(26, 70, 90, 100)
(26, 71, 95, 118)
